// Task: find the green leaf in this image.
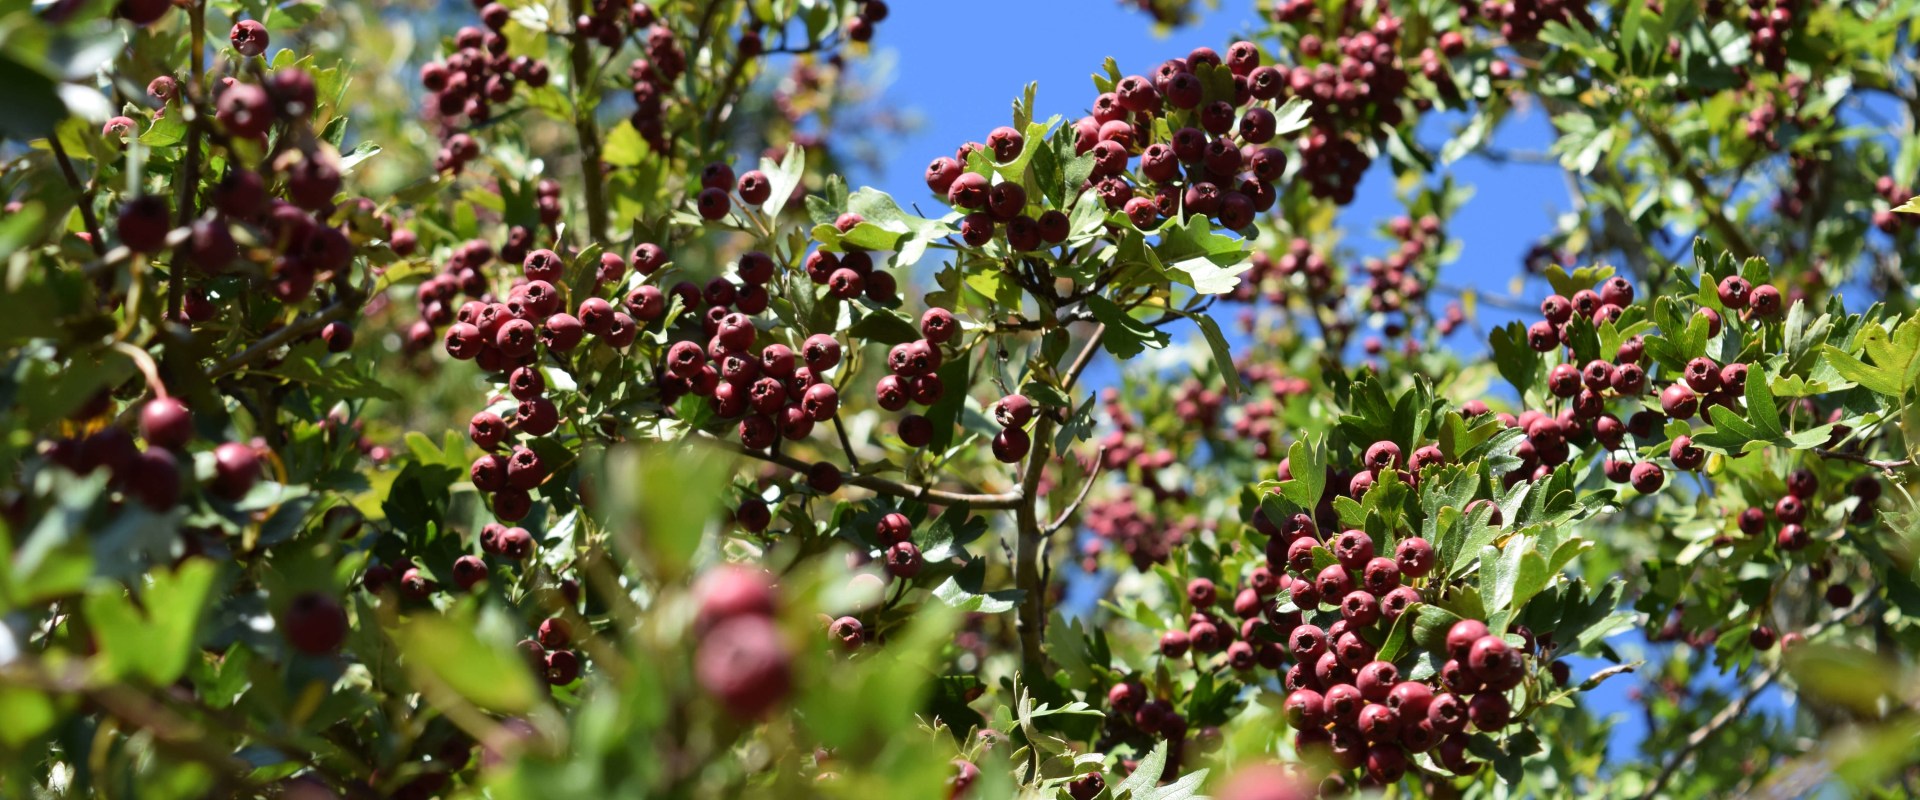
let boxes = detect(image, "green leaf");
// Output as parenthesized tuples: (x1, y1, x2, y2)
(817, 187, 956, 268)
(601, 120, 650, 167)
(1376, 602, 1421, 663)
(1276, 437, 1326, 511)
(338, 141, 382, 174)
(759, 141, 807, 221)
(846, 308, 921, 346)
(1152, 214, 1252, 294)
(597, 442, 733, 580)
(1086, 294, 1169, 359)
(1489, 322, 1540, 399)
(991, 115, 1059, 185)
(399, 615, 541, 714)
(1413, 605, 1464, 654)
(932, 559, 1022, 614)
(139, 109, 187, 147)
(1271, 97, 1313, 137)
(83, 559, 220, 685)
(1187, 312, 1245, 399)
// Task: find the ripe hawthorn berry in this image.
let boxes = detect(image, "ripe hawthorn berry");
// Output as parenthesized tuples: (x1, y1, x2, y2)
(544, 649, 581, 685)
(1630, 461, 1665, 493)
(283, 592, 348, 655)
(117, 195, 171, 253)
(451, 555, 489, 590)
(140, 397, 194, 449)
(806, 462, 842, 494)
(992, 427, 1030, 463)
(898, 414, 934, 447)
(828, 616, 864, 650)
(696, 187, 731, 220)
(1669, 435, 1705, 471)
(230, 20, 269, 57)
(211, 441, 261, 499)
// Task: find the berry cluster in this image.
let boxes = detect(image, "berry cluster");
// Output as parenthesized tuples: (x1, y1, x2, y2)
(42, 396, 261, 512)
(1266, 8, 1420, 204)
(855, 308, 955, 446)
(1709, 0, 1799, 73)
(446, 243, 649, 521)
(1282, 613, 1542, 789)
(927, 41, 1290, 239)
(1452, 0, 1595, 45)
(418, 17, 551, 170)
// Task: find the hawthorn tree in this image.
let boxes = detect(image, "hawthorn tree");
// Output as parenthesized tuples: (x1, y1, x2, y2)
(2, 0, 1919, 798)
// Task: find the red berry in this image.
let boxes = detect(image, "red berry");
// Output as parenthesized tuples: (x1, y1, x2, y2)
(282, 592, 348, 655)
(229, 20, 270, 57)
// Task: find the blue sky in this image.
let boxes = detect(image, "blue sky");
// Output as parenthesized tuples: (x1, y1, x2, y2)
(836, 0, 1799, 767)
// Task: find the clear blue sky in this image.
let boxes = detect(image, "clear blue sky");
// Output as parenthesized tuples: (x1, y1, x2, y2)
(838, 0, 1797, 767)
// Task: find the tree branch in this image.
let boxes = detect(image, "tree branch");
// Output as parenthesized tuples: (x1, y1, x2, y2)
(1044, 446, 1107, 535)
(1638, 595, 1873, 800)
(47, 135, 105, 258)
(566, 0, 608, 244)
(208, 297, 357, 380)
(695, 433, 1023, 509)
(172, 0, 208, 324)
(1813, 449, 1912, 474)
(1630, 106, 1758, 262)
(1013, 323, 1107, 679)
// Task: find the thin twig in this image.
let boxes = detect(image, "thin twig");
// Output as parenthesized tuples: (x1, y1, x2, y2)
(1813, 448, 1913, 474)
(47, 135, 106, 258)
(565, 0, 608, 245)
(830, 413, 861, 473)
(1638, 595, 1874, 800)
(208, 298, 356, 379)
(694, 432, 1023, 509)
(1630, 106, 1759, 261)
(1044, 446, 1108, 535)
(173, 0, 208, 323)
(110, 341, 168, 398)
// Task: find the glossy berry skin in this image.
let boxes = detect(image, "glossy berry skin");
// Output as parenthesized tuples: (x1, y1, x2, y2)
(1749, 284, 1784, 319)
(1446, 619, 1489, 661)
(1284, 689, 1326, 729)
(230, 20, 269, 57)
(212, 442, 261, 499)
(1774, 494, 1807, 524)
(1363, 440, 1401, 472)
(1718, 275, 1752, 309)
(451, 555, 489, 591)
(992, 427, 1030, 463)
(1159, 629, 1191, 658)
(695, 613, 791, 721)
(1660, 383, 1699, 419)
(1395, 537, 1434, 577)
(884, 541, 923, 578)
(828, 616, 864, 650)
(544, 649, 582, 685)
(1331, 529, 1374, 570)
(1630, 461, 1665, 493)
(1467, 692, 1511, 730)
(1669, 436, 1705, 471)
(282, 592, 348, 655)
(140, 398, 194, 450)
(117, 195, 171, 253)
(1187, 578, 1217, 608)
(994, 394, 1035, 428)
(1786, 468, 1818, 498)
